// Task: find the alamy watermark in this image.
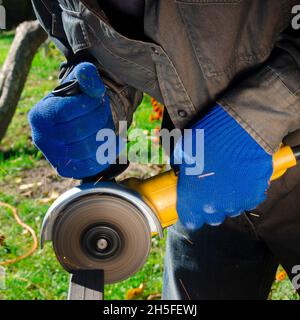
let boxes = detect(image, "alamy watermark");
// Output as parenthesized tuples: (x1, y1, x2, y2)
(95, 121, 205, 176)
(0, 266, 5, 290)
(0, 0, 6, 30)
(292, 5, 300, 30)
(292, 265, 300, 291)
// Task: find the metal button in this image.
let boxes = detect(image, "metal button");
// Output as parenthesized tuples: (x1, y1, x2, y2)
(151, 47, 160, 55)
(178, 110, 188, 118)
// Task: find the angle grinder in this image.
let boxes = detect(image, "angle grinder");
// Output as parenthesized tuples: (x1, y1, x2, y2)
(42, 80, 300, 289)
(41, 145, 300, 285)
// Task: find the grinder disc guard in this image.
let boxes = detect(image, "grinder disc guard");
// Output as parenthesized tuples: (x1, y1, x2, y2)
(52, 195, 152, 284)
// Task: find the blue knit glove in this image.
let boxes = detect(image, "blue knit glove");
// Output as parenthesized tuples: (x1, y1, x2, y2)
(28, 62, 116, 179)
(175, 105, 273, 230)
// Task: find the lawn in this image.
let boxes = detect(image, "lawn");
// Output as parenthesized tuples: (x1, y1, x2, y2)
(0, 32, 298, 300)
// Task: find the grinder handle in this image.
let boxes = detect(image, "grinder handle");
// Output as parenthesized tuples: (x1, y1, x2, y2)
(271, 145, 298, 181)
(126, 144, 299, 229)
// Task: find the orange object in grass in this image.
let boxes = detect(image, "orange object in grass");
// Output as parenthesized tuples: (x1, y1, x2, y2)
(276, 270, 287, 281)
(125, 283, 146, 300)
(150, 97, 164, 122)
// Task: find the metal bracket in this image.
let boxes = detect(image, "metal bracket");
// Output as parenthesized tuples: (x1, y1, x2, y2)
(68, 270, 104, 300)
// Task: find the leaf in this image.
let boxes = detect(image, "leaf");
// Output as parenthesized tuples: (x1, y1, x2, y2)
(276, 271, 287, 281)
(125, 283, 146, 300)
(147, 293, 161, 300)
(0, 235, 5, 246)
(38, 190, 59, 204)
(19, 182, 42, 191)
(14, 177, 22, 184)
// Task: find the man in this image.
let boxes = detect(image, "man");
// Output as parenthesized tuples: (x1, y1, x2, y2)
(29, 0, 300, 299)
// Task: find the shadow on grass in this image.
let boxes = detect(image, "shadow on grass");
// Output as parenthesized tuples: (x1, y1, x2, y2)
(0, 145, 40, 162)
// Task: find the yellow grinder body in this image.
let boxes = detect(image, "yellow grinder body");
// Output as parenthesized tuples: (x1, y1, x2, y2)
(125, 145, 298, 229)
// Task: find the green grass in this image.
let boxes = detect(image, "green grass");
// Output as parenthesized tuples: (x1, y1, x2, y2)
(0, 32, 14, 64)
(0, 32, 298, 300)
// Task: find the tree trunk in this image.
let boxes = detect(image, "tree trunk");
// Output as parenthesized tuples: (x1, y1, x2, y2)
(0, 20, 47, 143)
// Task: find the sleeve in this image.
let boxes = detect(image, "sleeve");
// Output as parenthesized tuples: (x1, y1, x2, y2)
(219, 27, 300, 154)
(31, 0, 143, 131)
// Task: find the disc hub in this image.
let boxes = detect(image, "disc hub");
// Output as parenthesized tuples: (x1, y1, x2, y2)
(81, 225, 122, 260)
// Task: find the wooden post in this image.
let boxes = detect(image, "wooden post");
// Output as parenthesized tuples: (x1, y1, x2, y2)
(0, 20, 47, 142)
(68, 270, 105, 301)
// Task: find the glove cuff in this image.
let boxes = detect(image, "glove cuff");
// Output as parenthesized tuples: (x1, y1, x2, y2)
(194, 104, 271, 160)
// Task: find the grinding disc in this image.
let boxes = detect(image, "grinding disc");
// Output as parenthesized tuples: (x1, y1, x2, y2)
(52, 195, 152, 284)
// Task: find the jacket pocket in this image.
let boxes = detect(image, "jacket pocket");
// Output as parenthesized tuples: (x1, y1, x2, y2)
(175, 0, 285, 79)
(60, 5, 91, 53)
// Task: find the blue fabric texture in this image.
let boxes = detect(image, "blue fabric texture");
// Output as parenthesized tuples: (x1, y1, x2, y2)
(28, 62, 116, 179)
(175, 104, 273, 230)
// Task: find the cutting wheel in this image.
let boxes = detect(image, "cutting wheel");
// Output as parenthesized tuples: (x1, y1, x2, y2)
(52, 194, 152, 284)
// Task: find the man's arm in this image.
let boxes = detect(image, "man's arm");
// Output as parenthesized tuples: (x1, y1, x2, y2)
(175, 27, 300, 230)
(29, 0, 143, 179)
(31, 0, 143, 131)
